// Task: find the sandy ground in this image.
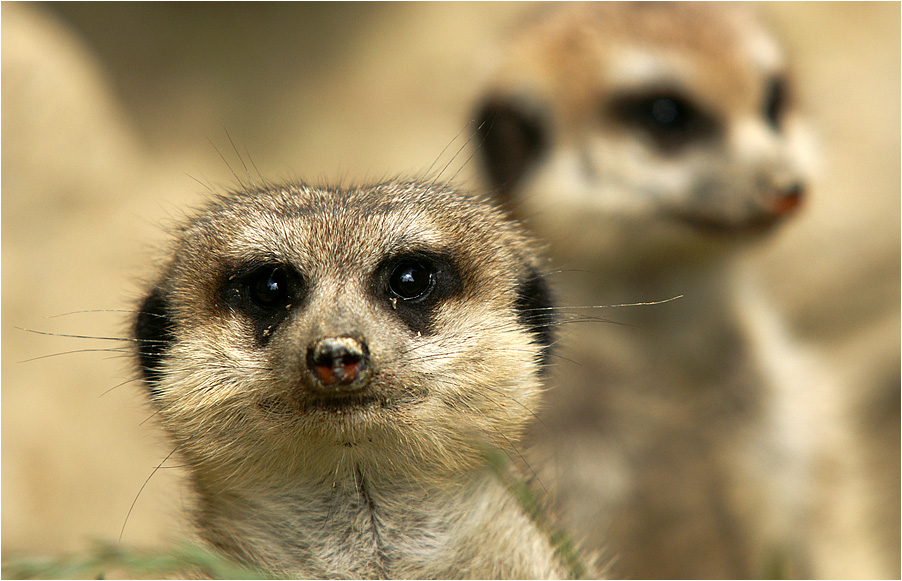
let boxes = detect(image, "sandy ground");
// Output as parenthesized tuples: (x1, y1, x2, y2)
(3, 2, 898, 573)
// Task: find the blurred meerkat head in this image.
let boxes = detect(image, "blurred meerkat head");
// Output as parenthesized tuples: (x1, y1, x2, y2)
(474, 2, 815, 267)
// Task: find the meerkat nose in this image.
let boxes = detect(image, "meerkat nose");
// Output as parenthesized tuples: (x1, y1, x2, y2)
(772, 182, 805, 215)
(306, 336, 370, 390)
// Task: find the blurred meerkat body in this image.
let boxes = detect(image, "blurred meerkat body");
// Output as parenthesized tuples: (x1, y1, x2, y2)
(131, 180, 577, 578)
(474, 2, 868, 578)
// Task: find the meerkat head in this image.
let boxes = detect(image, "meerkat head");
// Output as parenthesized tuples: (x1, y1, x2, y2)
(474, 2, 814, 267)
(132, 181, 554, 488)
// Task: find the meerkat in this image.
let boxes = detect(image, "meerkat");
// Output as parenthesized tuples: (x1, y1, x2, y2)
(130, 178, 589, 579)
(472, 2, 872, 578)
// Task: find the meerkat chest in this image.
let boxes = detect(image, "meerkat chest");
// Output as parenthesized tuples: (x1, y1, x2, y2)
(202, 474, 512, 579)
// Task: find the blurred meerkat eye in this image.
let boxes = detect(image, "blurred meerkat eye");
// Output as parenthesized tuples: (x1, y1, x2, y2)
(648, 97, 689, 128)
(608, 90, 719, 151)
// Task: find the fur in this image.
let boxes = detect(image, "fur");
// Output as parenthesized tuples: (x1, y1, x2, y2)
(473, 3, 869, 578)
(132, 180, 577, 578)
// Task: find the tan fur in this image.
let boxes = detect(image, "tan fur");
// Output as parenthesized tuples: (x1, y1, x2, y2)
(131, 180, 579, 578)
(474, 2, 872, 578)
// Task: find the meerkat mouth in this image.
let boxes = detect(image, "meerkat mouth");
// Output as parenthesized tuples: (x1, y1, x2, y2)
(672, 184, 805, 236)
(303, 393, 385, 413)
(256, 393, 384, 419)
(670, 207, 792, 237)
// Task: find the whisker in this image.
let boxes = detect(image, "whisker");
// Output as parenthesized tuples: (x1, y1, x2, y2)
(120, 439, 187, 542)
(243, 144, 265, 184)
(18, 348, 131, 363)
(567, 295, 683, 309)
(45, 309, 149, 318)
(99, 377, 144, 398)
(518, 295, 682, 312)
(423, 120, 473, 180)
(139, 409, 162, 427)
(490, 423, 548, 497)
(430, 119, 485, 188)
(443, 387, 548, 499)
(444, 115, 495, 187)
(208, 136, 244, 189)
(225, 127, 255, 190)
(184, 171, 216, 194)
(549, 316, 630, 328)
(16, 326, 156, 343)
(480, 383, 547, 430)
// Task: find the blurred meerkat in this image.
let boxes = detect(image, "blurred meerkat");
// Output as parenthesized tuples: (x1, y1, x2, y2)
(130, 179, 589, 578)
(473, 2, 873, 578)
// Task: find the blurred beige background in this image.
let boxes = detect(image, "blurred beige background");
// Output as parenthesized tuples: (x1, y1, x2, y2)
(3, 1, 898, 570)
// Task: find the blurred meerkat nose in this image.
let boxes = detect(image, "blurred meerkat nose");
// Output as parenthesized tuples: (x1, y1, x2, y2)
(771, 182, 805, 215)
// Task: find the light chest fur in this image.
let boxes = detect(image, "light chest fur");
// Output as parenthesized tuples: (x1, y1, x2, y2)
(195, 468, 560, 579)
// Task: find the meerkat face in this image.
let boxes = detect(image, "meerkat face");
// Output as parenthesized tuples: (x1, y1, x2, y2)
(475, 2, 813, 264)
(133, 181, 553, 484)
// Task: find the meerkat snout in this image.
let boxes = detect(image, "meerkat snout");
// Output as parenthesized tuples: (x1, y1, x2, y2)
(305, 336, 370, 391)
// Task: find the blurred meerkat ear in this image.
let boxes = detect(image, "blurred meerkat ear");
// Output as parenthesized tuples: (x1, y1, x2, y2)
(474, 97, 548, 203)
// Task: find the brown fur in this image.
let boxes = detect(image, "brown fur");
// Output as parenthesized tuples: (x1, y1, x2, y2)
(474, 2, 874, 578)
(131, 180, 579, 578)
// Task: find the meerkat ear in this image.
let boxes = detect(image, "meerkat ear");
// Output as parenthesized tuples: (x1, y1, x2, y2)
(514, 267, 556, 370)
(133, 287, 175, 400)
(474, 97, 547, 203)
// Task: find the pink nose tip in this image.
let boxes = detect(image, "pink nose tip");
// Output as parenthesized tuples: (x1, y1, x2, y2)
(306, 337, 369, 389)
(771, 183, 805, 215)
(314, 355, 363, 386)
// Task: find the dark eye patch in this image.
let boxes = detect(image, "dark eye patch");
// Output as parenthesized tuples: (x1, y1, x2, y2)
(220, 262, 306, 345)
(607, 89, 720, 151)
(373, 251, 462, 336)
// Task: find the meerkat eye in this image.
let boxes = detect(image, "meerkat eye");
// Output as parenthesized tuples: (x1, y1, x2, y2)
(249, 266, 291, 308)
(220, 263, 306, 345)
(635, 95, 696, 135)
(389, 261, 435, 301)
(609, 90, 718, 151)
(373, 251, 462, 336)
(763, 76, 788, 130)
(650, 97, 688, 128)
(221, 263, 304, 343)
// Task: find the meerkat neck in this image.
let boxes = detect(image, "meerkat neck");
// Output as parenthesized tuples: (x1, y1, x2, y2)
(191, 463, 561, 579)
(556, 256, 764, 392)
